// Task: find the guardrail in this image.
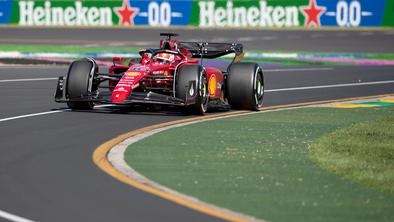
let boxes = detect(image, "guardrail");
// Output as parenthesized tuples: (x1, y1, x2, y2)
(0, 0, 393, 28)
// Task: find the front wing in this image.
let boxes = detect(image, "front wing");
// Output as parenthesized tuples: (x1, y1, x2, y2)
(55, 77, 195, 106)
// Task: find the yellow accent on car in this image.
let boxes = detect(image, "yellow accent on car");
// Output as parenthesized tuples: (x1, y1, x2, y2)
(209, 75, 217, 96)
(127, 72, 140, 77)
(234, 53, 244, 62)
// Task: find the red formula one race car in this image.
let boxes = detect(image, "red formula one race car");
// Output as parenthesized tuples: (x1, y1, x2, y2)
(55, 33, 264, 114)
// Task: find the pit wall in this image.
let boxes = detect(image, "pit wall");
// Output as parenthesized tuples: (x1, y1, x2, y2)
(0, 0, 393, 28)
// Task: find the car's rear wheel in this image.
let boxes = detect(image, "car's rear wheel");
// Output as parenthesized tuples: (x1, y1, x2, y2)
(227, 62, 264, 110)
(66, 59, 97, 110)
(175, 65, 209, 115)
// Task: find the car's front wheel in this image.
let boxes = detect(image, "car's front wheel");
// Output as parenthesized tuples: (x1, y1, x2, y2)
(175, 65, 209, 115)
(66, 59, 97, 110)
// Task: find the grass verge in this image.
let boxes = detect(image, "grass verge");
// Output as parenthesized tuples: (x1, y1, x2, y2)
(310, 116, 394, 193)
(1, 44, 394, 66)
(125, 107, 394, 222)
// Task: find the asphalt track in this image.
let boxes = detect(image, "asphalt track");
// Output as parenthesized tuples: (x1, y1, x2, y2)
(0, 27, 394, 222)
(0, 63, 393, 222)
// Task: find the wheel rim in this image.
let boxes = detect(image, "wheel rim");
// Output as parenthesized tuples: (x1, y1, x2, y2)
(254, 71, 264, 107)
(201, 74, 209, 111)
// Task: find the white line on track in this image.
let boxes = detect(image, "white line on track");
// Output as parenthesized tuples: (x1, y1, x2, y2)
(0, 77, 57, 83)
(265, 80, 394, 92)
(0, 105, 111, 123)
(0, 110, 67, 122)
(265, 67, 333, 72)
(0, 79, 392, 123)
(0, 210, 35, 222)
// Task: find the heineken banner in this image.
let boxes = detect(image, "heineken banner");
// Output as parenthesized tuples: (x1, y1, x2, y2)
(0, 0, 393, 27)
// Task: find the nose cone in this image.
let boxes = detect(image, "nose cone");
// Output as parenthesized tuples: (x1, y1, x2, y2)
(111, 90, 129, 103)
(111, 70, 145, 103)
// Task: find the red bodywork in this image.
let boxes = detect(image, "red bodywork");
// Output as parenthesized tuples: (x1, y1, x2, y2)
(107, 44, 224, 104)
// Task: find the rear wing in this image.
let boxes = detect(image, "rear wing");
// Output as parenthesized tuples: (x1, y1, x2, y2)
(179, 42, 243, 60)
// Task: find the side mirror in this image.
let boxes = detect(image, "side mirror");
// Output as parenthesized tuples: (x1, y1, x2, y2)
(113, 57, 125, 65)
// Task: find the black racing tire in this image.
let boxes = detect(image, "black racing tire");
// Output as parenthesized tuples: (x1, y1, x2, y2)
(227, 62, 264, 110)
(66, 59, 96, 110)
(175, 65, 209, 115)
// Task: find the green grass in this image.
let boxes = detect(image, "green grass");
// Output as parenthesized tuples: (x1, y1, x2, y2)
(310, 116, 394, 193)
(0, 43, 324, 66)
(1, 44, 394, 61)
(125, 107, 394, 222)
(1, 44, 393, 66)
(365, 53, 394, 60)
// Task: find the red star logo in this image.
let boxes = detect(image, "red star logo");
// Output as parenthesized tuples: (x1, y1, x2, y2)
(115, 0, 139, 26)
(300, 0, 326, 27)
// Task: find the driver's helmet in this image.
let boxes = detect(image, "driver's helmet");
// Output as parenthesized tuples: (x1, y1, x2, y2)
(156, 53, 175, 64)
